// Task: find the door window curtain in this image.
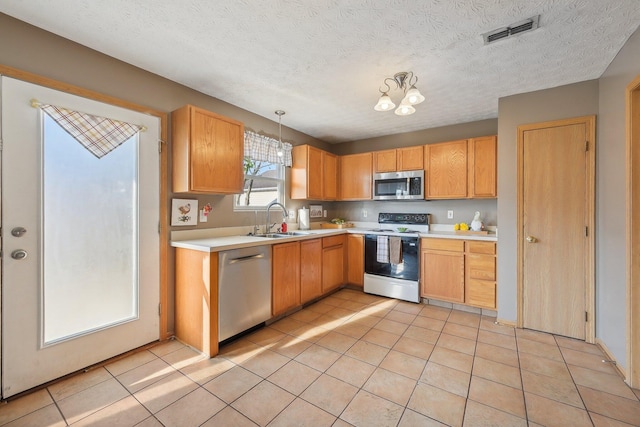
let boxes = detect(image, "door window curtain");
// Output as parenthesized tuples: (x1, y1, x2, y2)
(244, 130, 293, 166)
(33, 100, 145, 159)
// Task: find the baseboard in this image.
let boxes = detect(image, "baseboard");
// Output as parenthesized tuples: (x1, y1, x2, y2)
(496, 318, 517, 327)
(595, 338, 628, 381)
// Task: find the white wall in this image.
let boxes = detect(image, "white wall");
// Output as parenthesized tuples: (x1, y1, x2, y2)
(496, 81, 599, 322)
(596, 25, 640, 369)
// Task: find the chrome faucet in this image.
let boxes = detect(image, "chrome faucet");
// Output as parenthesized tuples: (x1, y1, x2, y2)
(265, 201, 287, 234)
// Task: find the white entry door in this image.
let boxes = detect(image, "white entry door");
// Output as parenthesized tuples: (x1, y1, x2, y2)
(1, 77, 160, 398)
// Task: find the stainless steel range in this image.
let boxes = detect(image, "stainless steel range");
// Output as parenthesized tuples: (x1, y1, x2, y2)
(364, 213, 430, 303)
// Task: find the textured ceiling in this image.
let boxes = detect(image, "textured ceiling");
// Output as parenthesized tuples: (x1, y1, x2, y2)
(2, 1, 640, 143)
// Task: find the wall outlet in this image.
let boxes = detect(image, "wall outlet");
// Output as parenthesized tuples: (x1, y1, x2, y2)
(362, 209, 368, 218)
(323, 210, 327, 217)
(288, 210, 296, 220)
(447, 210, 454, 219)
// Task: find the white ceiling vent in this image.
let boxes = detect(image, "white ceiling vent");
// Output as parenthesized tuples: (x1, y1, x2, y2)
(483, 15, 540, 45)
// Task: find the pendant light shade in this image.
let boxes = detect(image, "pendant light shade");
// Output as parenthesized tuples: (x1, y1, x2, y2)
(394, 101, 416, 116)
(374, 92, 396, 111)
(403, 85, 425, 105)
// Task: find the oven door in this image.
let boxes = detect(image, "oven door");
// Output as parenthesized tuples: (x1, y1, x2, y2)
(364, 234, 419, 281)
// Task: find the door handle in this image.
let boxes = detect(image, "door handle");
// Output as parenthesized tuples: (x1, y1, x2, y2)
(11, 227, 27, 237)
(11, 249, 28, 260)
(526, 236, 538, 243)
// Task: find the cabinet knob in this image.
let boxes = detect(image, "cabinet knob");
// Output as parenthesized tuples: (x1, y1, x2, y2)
(526, 236, 538, 243)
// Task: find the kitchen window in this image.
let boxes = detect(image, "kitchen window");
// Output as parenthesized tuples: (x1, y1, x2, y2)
(235, 157, 285, 209)
(235, 130, 291, 210)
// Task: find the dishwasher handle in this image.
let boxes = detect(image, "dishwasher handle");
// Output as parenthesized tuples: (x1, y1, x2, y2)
(227, 253, 266, 264)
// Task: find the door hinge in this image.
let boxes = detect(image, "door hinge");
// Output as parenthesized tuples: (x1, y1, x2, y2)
(158, 303, 162, 316)
(585, 311, 588, 322)
(585, 226, 588, 237)
(585, 141, 589, 151)
(158, 141, 162, 153)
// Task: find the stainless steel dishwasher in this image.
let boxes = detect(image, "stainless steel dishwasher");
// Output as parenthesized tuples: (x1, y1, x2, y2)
(218, 245, 271, 342)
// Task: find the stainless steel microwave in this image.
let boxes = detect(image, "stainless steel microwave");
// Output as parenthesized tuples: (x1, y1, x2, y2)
(373, 170, 424, 200)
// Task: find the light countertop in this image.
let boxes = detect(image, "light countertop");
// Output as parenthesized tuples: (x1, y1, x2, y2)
(171, 225, 497, 252)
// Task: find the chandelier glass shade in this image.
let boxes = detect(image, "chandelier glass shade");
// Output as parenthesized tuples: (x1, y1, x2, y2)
(374, 71, 424, 116)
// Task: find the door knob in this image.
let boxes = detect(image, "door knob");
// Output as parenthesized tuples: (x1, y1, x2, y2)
(11, 249, 28, 260)
(526, 236, 538, 243)
(11, 227, 27, 237)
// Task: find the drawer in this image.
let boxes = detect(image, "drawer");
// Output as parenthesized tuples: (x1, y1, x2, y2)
(466, 241, 496, 255)
(467, 254, 496, 281)
(466, 279, 496, 309)
(421, 238, 464, 252)
(323, 234, 345, 248)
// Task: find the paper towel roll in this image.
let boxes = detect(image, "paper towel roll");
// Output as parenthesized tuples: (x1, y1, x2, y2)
(298, 207, 310, 230)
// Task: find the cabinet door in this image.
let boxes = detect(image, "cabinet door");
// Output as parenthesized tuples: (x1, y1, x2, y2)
(307, 146, 323, 199)
(175, 249, 219, 357)
(346, 234, 364, 287)
(397, 146, 424, 171)
(425, 140, 468, 199)
(172, 105, 244, 194)
(272, 242, 300, 316)
(323, 152, 338, 200)
(374, 149, 397, 172)
(300, 239, 323, 303)
(420, 249, 465, 302)
(291, 145, 323, 199)
(466, 279, 496, 309)
(468, 136, 497, 198)
(322, 239, 345, 293)
(339, 153, 372, 200)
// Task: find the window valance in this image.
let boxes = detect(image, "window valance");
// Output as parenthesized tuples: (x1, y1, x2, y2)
(33, 99, 145, 159)
(244, 130, 293, 167)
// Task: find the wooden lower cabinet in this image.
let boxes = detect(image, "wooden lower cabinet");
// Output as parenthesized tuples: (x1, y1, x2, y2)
(420, 238, 497, 309)
(322, 235, 346, 293)
(420, 239, 465, 303)
(300, 239, 323, 303)
(347, 234, 364, 287)
(175, 248, 219, 357)
(465, 241, 497, 309)
(272, 241, 301, 316)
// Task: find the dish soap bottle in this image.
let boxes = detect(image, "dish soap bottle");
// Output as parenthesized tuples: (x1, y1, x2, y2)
(471, 211, 483, 231)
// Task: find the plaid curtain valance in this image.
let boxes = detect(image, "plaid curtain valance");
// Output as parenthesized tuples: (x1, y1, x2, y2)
(37, 102, 144, 159)
(244, 130, 293, 167)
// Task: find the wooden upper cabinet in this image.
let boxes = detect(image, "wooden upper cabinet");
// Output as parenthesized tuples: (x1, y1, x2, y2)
(468, 136, 497, 198)
(339, 152, 372, 200)
(374, 149, 397, 173)
(424, 140, 468, 199)
(323, 152, 338, 200)
(291, 145, 337, 200)
(397, 146, 424, 171)
(374, 146, 424, 173)
(172, 104, 244, 194)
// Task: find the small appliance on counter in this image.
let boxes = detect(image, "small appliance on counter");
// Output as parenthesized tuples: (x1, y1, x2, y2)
(363, 212, 430, 303)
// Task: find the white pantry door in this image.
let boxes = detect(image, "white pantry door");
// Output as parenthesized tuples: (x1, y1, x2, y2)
(1, 77, 160, 398)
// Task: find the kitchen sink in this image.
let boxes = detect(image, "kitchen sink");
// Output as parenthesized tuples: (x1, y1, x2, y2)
(253, 231, 315, 238)
(277, 231, 314, 236)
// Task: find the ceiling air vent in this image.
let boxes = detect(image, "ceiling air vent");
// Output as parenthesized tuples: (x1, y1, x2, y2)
(483, 15, 540, 45)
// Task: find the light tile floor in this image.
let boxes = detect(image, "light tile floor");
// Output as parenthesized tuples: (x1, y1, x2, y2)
(1, 288, 640, 426)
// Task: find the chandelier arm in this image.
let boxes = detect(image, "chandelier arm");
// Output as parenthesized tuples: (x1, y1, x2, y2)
(379, 79, 393, 94)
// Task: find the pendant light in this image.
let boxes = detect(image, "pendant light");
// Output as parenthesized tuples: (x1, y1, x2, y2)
(275, 110, 285, 158)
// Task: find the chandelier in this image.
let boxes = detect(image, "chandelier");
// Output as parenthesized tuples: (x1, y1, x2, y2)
(373, 71, 425, 116)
